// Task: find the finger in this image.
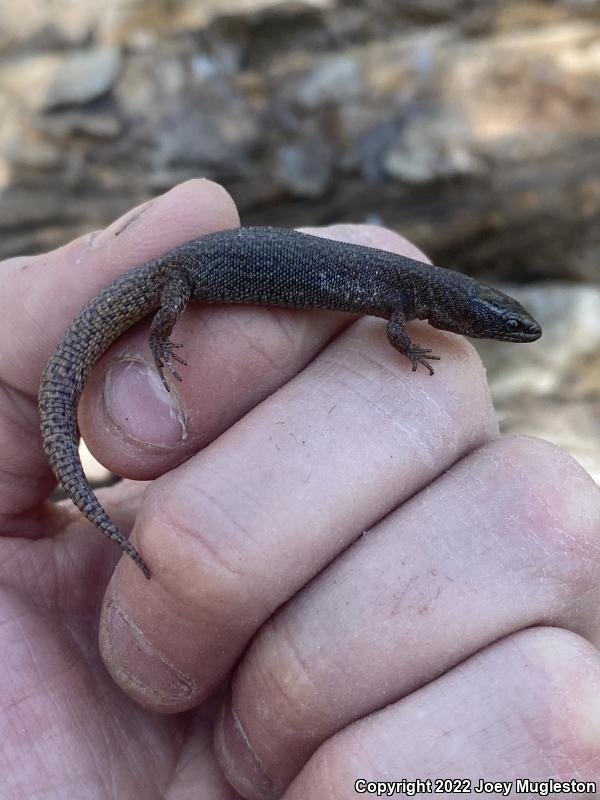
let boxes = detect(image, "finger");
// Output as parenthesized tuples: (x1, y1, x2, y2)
(0, 179, 238, 536)
(214, 436, 600, 797)
(78, 225, 432, 481)
(99, 297, 497, 711)
(283, 628, 600, 799)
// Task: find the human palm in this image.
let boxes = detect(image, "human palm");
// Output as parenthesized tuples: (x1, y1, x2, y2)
(1, 526, 237, 797)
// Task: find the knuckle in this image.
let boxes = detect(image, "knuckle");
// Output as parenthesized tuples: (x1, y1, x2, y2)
(506, 627, 600, 770)
(138, 474, 260, 608)
(488, 436, 600, 598)
(232, 615, 336, 787)
(250, 616, 326, 734)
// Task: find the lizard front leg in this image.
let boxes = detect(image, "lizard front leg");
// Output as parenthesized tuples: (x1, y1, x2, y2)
(386, 312, 440, 375)
(149, 270, 192, 392)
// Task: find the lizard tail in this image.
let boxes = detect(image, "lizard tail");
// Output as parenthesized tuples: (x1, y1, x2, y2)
(38, 262, 165, 579)
(39, 357, 151, 578)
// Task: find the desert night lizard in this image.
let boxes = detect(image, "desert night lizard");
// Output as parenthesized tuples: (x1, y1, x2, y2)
(38, 226, 542, 578)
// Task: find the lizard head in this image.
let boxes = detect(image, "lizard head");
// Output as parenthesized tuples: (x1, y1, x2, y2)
(429, 283, 542, 343)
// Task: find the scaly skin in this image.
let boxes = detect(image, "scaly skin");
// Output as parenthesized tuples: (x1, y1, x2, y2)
(38, 227, 542, 578)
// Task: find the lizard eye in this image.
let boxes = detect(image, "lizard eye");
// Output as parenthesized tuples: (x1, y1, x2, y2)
(505, 318, 519, 331)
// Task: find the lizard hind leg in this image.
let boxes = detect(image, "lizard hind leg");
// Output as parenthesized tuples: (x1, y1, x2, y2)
(149, 270, 192, 392)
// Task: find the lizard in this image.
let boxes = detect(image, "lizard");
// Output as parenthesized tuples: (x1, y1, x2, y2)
(38, 226, 542, 579)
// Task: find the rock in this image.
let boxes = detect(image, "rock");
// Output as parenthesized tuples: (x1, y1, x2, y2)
(0, 47, 122, 112)
(37, 111, 123, 140)
(155, 93, 260, 170)
(381, 113, 480, 184)
(44, 47, 122, 110)
(290, 55, 364, 110)
(474, 283, 600, 483)
(97, 0, 335, 45)
(275, 137, 334, 197)
(0, 3, 100, 48)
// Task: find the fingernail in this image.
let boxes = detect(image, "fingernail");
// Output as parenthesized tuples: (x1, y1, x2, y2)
(217, 690, 274, 798)
(104, 358, 188, 446)
(102, 599, 195, 703)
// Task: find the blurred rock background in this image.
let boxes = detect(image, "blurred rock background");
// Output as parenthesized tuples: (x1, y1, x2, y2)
(0, 0, 598, 480)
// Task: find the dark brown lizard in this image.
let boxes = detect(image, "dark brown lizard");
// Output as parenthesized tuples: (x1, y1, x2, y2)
(38, 226, 542, 578)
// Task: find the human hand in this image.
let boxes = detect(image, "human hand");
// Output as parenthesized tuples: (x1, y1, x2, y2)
(1, 180, 599, 800)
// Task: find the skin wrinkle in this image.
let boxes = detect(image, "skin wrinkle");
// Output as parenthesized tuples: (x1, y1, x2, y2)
(3, 538, 47, 597)
(69, 691, 114, 796)
(150, 480, 256, 584)
(239, 307, 307, 370)
(278, 406, 396, 524)
(41, 531, 109, 613)
(5, 314, 48, 386)
(304, 733, 378, 800)
(224, 309, 294, 375)
(338, 342, 414, 390)
(120, 728, 163, 798)
(0, 379, 40, 436)
(13, 614, 55, 692)
(321, 358, 421, 435)
(0, 458, 50, 497)
(3, 709, 35, 784)
(187, 459, 283, 527)
(193, 463, 291, 536)
(247, 621, 324, 737)
(408, 392, 454, 466)
(497, 445, 575, 554)
(0, 464, 51, 517)
(34, 683, 69, 776)
(226, 305, 344, 396)
(342, 328, 419, 377)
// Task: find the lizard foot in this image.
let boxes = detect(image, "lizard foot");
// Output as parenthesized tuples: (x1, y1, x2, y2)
(150, 338, 187, 392)
(406, 344, 440, 376)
